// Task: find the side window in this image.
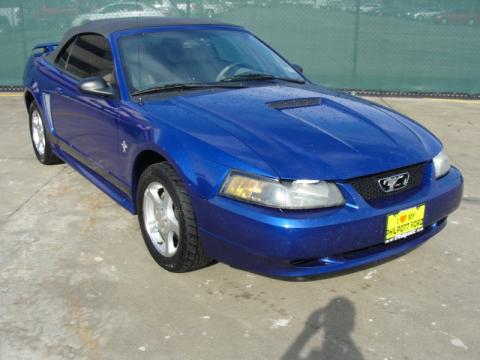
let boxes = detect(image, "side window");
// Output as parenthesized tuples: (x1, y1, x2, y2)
(65, 34, 114, 82)
(55, 38, 76, 69)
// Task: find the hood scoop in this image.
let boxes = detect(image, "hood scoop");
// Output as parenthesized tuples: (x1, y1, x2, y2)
(267, 97, 321, 110)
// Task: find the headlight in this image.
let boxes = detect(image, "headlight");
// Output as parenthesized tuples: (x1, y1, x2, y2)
(433, 150, 451, 179)
(220, 172, 345, 210)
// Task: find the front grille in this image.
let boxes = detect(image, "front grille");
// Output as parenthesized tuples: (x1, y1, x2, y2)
(348, 163, 426, 201)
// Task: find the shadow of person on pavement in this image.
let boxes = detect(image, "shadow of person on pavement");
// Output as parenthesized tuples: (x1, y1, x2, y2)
(282, 297, 364, 360)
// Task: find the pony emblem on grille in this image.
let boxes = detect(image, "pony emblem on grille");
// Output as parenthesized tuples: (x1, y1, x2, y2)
(378, 173, 410, 193)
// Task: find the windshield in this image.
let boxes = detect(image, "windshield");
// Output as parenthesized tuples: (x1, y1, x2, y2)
(118, 29, 304, 93)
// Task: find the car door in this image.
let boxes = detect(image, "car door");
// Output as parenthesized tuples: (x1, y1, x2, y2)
(49, 33, 121, 179)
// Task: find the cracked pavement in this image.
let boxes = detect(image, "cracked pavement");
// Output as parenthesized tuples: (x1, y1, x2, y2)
(0, 96, 479, 359)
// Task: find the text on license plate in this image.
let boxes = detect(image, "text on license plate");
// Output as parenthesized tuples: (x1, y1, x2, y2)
(385, 204, 426, 243)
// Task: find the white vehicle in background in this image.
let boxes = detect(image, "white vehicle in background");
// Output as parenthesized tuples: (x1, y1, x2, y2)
(0, 5, 21, 34)
(172, 0, 227, 18)
(202, 0, 228, 18)
(359, 2, 381, 14)
(406, 7, 444, 21)
(72, 2, 171, 27)
(148, 0, 180, 16)
(314, 0, 355, 12)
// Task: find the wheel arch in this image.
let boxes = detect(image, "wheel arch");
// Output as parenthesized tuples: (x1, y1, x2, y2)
(24, 90, 35, 111)
(129, 141, 208, 214)
(131, 149, 170, 211)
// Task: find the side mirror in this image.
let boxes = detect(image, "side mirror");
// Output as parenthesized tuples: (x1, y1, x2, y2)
(78, 77, 114, 97)
(292, 64, 304, 74)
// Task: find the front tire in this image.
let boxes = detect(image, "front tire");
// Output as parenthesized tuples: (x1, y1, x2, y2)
(137, 162, 210, 272)
(29, 103, 63, 165)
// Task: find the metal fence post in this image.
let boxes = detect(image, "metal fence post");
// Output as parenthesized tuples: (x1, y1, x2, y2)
(18, 0, 29, 70)
(352, 0, 360, 86)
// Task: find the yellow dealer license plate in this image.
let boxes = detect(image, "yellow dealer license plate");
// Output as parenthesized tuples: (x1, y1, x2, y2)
(385, 204, 425, 243)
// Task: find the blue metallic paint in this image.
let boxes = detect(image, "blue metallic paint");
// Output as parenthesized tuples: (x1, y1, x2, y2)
(193, 166, 462, 277)
(51, 81, 120, 176)
(23, 23, 463, 277)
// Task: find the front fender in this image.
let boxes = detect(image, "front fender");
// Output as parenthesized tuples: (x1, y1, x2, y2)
(120, 105, 276, 212)
(126, 126, 232, 202)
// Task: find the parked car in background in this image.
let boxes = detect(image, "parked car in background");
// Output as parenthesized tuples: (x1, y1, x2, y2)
(376, 5, 405, 18)
(173, 0, 227, 18)
(172, 0, 202, 15)
(202, 0, 227, 17)
(435, 10, 480, 26)
(313, 0, 328, 7)
(72, 2, 170, 27)
(315, 0, 355, 13)
(230, 0, 276, 8)
(359, 3, 381, 15)
(149, 0, 180, 16)
(405, 7, 444, 21)
(0, 4, 21, 34)
(293, 0, 316, 7)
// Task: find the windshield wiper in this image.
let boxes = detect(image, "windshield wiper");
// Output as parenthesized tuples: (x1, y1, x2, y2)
(220, 73, 305, 84)
(132, 82, 244, 97)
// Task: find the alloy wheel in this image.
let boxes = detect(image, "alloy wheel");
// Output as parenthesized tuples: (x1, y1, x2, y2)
(31, 110, 46, 157)
(143, 182, 180, 257)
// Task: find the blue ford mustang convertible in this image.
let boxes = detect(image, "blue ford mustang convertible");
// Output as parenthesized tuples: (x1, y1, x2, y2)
(23, 18, 463, 277)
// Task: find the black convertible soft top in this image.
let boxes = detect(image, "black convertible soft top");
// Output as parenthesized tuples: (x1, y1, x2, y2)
(47, 17, 239, 62)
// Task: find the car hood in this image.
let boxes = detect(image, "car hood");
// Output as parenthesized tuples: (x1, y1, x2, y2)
(146, 85, 442, 180)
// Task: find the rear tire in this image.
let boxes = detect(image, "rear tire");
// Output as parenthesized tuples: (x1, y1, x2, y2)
(29, 103, 63, 165)
(137, 162, 211, 272)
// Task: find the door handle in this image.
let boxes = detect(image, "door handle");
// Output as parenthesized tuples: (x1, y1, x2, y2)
(55, 87, 63, 95)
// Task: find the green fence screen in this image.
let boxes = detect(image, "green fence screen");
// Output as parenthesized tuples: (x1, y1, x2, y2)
(1, 0, 479, 93)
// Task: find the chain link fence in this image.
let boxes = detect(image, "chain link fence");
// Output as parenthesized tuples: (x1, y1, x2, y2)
(1, 0, 479, 94)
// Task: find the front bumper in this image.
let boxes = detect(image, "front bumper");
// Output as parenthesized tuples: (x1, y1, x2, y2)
(192, 166, 463, 277)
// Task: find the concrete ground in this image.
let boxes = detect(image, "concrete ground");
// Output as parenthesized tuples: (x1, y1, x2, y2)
(0, 95, 479, 360)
